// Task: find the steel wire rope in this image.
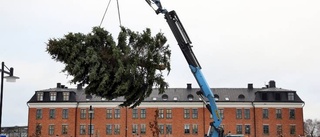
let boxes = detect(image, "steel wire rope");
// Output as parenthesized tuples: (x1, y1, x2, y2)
(99, 0, 112, 27)
(99, 0, 122, 27)
(116, 0, 122, 26)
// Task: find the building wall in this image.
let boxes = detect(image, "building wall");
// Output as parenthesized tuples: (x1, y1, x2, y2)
(28, 102, 304, 137)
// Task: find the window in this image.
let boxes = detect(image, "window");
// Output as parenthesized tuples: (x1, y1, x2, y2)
(106, 109, 112, 119)
(35, 124, 42, 136)
(275, 93, 281, 100)
(219, 109, 224, 119)
(62, 125, 68, 134)
(162, 94, 168, 100)
(192, 109, 198, 119)
(192, 124, 198, 134)
(49, 109, 55, 119)
(290, 125, 296, 135)
(262, 93, 268, 100)
(132, 109, 138, 119)
(80, 109, 86, 119)
(276, 109, 282, 119)
(173, 97, 178, 101)
(80, 125, 86, 135)
(132, 124, 138, 134)
(244, 109, 250, 119)
(36, 109, 42, 119)
(263, 125, 269, 134)
(159, 124, 164, 134)
(277, 125, 282, 136)
(238, 94, 245, 99)
(184, 109, 190, 118)
(141, 124, 146, 134)
(166, 124, 172, 134)
(37, 92, 43, 101)
(114, 124, 120, 135)
(236, 109, 242, 119)
(187, 94, 194, 101)
(289, 109, 295, 119)
(141, 109, 146, 119)
(184, 124, 190, 134)
(106, 124, 112, 135)
(158, 109, 164, 119)
(245, 125, 250, 134)
(236, 125, 242, 134)
(214, 94, 219, 100)
(166, 109, 172, 119)
(50, 92, 56, 101)
(63, 92, 69, 101)
(88, 125, 94, 135)
(48, 125, 54, 135)
(115, 109, 120, 119)
(263, 109, 269, 119)
(288, 93, 294, 100)
(62, 109, 68, 119)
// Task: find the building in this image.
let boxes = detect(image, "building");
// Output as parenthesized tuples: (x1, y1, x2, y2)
(1, 126, 28, 137)
(27, 80, 304, 137)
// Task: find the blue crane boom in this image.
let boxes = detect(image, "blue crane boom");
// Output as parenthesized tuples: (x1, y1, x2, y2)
(146, 0, 224, 136)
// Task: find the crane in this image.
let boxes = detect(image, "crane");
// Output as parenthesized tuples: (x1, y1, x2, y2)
(146, 0, 224, 137)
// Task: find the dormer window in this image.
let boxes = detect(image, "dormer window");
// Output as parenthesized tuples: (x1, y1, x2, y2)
(275, 93, 281, 100)
(288, 93, 294, 101)
(187, 94, 194, 101)
(37, 92, 43, 101)
(63, 92, 69, 101)
(162, 94, 168, 101)
(238, 94, 245, 100)
(214, 94, 219, 101)
(173, 97, 178, 101)
(50, 92, 56, 101)
(262, 93, 268, 100)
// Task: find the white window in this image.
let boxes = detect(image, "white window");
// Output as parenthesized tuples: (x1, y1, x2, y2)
(288, 93, 294, 100)
(63, 92, 69, 101)
(80, 125, 86, 135)
(184, 124, 190, 134)
(50, 92, 56, 101)
(141, 124, 146, 134)
(48, 125, 55, 135)
(132, 124, 138, 134)
(37, 92, 43, 101)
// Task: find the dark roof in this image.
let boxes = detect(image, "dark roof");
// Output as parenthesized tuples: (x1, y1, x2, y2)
(28, 87, 260, 103)
(27, 81, 304, 103)
(259, 87, 295, 92)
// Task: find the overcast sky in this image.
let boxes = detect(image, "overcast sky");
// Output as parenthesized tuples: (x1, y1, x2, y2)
(1, 0, 319, 126)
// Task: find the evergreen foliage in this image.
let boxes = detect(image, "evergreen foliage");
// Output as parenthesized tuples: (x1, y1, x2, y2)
(46, 27, 171, 108)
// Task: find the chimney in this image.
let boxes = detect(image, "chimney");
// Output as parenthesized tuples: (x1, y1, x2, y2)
(57, 83, 61, 88)
(248, 83, 253, 90)
(61, 85, 65, 88)
(187, 83, 192, 90)
(77, 84, 83, 90)
(269, 80, 276, 88)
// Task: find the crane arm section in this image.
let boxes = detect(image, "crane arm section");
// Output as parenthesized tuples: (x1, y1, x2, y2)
(146, 1, 224, 137)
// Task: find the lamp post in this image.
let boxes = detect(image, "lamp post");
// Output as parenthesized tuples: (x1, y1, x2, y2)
(88, 105, 93, 137)
(0, 62, 19, 134)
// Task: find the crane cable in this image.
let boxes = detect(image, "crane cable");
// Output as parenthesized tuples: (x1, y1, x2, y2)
(99, 0, 122, 27)
(116, 0, 122, 26)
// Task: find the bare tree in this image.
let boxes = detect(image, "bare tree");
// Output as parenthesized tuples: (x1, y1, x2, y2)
(149, 109, 160, 137)
(304, 119, 320, 137)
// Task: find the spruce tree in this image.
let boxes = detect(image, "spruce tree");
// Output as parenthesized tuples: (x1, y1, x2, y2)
(46, 27, 171, 108)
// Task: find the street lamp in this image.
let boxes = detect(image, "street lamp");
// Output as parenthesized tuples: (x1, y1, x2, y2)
(0, 62, 19, 134)
(88, 105, 93, 137)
